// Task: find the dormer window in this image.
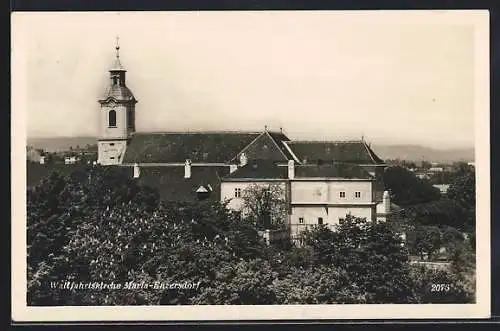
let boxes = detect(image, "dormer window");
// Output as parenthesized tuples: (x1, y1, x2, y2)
(108, 109, 117, 127)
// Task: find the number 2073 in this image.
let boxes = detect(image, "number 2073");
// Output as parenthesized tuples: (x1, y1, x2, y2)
(431, 284, 451, 292)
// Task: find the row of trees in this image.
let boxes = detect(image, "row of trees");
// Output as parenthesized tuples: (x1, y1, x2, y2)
(27, 166, 475, 305)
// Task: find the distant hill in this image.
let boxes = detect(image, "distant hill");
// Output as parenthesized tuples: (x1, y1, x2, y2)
(27, 137, 97, 152)
(370, 144, 474, 163)
(26, 137, 474, 163)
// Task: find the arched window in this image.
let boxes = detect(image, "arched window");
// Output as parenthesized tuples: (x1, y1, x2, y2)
(108, 109, 116, 127)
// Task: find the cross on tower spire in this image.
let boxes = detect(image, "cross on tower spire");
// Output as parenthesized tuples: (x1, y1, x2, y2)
(110, 36, 124, 71)
(115, 36, 120, 59)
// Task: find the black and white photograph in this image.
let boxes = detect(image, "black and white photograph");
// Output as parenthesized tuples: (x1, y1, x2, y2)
(12, 10, 490, 321)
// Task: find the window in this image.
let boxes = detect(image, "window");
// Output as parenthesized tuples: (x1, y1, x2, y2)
(318, 217, 323, 225)
(355, 191, 361, 198)
(234, 188, 242, 198)
(339, 217, 345, 224)
(109, 143, 115, 146)
(339, 191, 346, 198)
(299, 217, 304, 224)
(108, 110, 117, 127)
(110, 156, 115, 160)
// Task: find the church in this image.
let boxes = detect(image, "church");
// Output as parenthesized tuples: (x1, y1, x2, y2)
(96, 43, 396, 239)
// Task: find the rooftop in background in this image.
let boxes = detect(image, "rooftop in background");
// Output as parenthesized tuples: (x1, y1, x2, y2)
(122, 132, 264, 164)
(285, 140, 385, 165)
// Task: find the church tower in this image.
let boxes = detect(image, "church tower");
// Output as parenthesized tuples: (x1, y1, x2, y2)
(97, 38, 137, 165)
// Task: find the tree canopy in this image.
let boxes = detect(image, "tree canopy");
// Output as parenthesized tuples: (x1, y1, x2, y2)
(382, 166, 441, 206)
(27, 165, 475, 305)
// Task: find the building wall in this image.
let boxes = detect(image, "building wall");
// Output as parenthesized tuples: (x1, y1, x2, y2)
(290, 205, 374, 237)
(97, 139, 128, 165)
(220, 181, 287, 211)
(291, 180, 373, 205)
(99, 104, 129, 139)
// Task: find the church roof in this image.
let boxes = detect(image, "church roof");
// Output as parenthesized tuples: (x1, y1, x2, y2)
(223, 160, 288, 180)
(294, 164, 374, 179)
(122, 132, 262, 164)
(222, 161, 373, 181)
(266, 131, 296, 160)
(100, 85, 136, 102)
(285, 141, 385, 165)
(130, 165, 228, 202)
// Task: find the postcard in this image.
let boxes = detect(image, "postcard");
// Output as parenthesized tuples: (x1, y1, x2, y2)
(11, 9, 490, 322)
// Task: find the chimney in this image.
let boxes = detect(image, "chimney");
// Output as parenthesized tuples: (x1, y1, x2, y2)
(184, 159, 192, 179)
(133, 163, 141, 179)
(383, 190, 390, 214)
(288, 159, 295, 179)
(229, 164, 238, 173)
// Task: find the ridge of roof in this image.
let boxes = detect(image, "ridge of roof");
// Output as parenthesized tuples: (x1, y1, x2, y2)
(132, 131, 263, 135)
(287, 140, 365, 144)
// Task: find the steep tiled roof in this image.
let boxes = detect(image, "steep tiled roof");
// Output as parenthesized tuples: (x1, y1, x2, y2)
(132, 166, 229, 202)
(100, 85, 136, 102)
(294, 164, 373, 179)
(223, 160, 288, 180)
(266, 131, 296, 161)
(267, 131, 290, 143)
(286, 141, 385, 165)
(123, 132, 261, 164)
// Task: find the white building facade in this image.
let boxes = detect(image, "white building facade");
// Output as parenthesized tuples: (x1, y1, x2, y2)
(220, 160, 384, 243)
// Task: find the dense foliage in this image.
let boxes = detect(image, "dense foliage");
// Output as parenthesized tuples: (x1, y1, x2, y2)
(395, 166, 475, 233)
(27, 166, 475, 305)
(382, 166, 441, 206)
(241, 183, 287, 230)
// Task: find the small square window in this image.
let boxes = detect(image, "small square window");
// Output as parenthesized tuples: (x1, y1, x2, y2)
(355, 191, 361, 198)
(299, 217, 304, 224)
(339, 217, 345, 223)
(110, 143, 115, 146)
(339, 191, 346, 198)
(234, 188, 242, 198)
(318, 217, 323, 225)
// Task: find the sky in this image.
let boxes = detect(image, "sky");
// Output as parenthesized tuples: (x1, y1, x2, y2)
(12, 11, 482, 149)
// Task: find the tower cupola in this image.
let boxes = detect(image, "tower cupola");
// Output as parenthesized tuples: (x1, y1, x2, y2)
(97, 37, 138, 166)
